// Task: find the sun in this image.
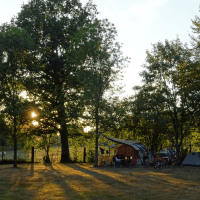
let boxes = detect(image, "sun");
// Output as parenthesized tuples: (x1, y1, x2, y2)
(31, 112, 37, 118)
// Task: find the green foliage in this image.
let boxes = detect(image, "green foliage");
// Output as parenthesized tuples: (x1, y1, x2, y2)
(132, 38, 198, 163)
(86, 148, 95, 163)
(70, 137, 80, 162)
(11, 0, 129, 163)
(0, 23, 36, 167)
(83, 135, 95, 163)
(0, 116, 10, 141)
(100, 98, 132, 138)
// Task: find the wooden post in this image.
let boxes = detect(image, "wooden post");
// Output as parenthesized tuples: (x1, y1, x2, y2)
(83, 147, 86, 163)
(31, 146, 34, 163)
(2, 147, 4, 161)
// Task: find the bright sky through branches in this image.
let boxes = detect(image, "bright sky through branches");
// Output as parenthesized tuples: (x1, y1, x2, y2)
(0, 0, 199, 98)
(19, 91, 27, 99)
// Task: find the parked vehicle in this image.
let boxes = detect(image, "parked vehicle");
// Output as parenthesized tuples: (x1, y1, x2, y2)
(159, 150, 168, 161)
(152, 150, 168, 166)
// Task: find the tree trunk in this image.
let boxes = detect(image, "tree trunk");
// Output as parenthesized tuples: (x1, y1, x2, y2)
(83, 147, 86, 163)
(58, 93, 70, 163)
(31, 146, 34, 163)
(94, 134, 99, 166)
(13, 116, 17, 167)
(94, 106, 99, 167)
(60, 128, 70, 163)
(2, 148, 3, 161)
(45, 143, 50, 163)
(176, 144, 180, 165)
(175, 133, 180, 165)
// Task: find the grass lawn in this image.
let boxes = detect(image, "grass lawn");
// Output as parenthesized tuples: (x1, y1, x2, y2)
(0, 163, 199, 200)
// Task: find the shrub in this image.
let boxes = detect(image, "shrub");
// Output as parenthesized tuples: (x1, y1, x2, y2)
(86, 148, 95, 163)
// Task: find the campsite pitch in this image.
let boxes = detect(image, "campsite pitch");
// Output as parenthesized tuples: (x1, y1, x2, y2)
(0, 163, 199, 200)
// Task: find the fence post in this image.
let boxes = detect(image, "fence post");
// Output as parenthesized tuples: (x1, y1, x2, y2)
(83, 147, 86, 163)
(31, 146, 34, 163)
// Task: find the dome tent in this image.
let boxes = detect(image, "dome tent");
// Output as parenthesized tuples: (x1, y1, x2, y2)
(182, 152, 200, 166)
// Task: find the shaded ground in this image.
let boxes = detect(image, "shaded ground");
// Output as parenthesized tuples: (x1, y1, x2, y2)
(0, 163, 199, 200)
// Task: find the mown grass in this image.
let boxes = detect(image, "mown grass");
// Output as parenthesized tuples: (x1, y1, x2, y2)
(0, 163, 199, 200)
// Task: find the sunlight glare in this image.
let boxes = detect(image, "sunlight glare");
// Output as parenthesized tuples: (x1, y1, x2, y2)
(32, 120, 38, 126)
(31, 112, 37, 118)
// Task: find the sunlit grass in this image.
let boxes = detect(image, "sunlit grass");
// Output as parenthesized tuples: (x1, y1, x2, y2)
(0, 163, 199, 200)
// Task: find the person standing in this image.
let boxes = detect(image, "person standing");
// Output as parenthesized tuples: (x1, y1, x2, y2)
(99, 147, 104, 155)
(171, 145, 176, 157)
(154, 154, 162, 169)
(114, 154, 123, 167)
(167, 147, 172, 166)
(143, 147, 149, 166)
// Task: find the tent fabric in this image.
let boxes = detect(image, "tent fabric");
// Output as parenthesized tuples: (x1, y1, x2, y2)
(110, 143, 147, 154)
(105, 136, 139, 146)
(105, 136, 154, 165)
(108, 139, 147, 153)
(167, 149, 175, 158)
(110, 144, 123, 152)
(182, 152, 200, 166)
(153, 157, 165, 164)
(112, 144, 138, 166)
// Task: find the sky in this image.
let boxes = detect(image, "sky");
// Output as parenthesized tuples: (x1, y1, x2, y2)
(0, 0, 200, 98)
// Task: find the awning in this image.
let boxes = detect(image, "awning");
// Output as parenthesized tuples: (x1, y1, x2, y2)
(110, 144, 123, 152)
(105, 136, 139, 146)
(105, 136, 154, 163)
(104, 136, 146, 153)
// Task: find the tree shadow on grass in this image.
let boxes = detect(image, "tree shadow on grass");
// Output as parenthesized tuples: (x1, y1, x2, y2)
(34, 163, 88, 199)
(60, 163, 200, 200)
(0, 166, 16, 199)
(30, 162, 34, 177)
(57, 163, 137, 199)
(0, 164, 35, 200)
(1, 163, 199, 200)
(0, 163, 86, 200)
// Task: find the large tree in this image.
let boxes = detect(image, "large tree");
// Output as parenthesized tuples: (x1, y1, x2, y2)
(130, 94, 170, 152)
(83, 64, 128, 166)
(0, 24, 34, 167)
(13, 0, 128, 163)
(133, 38, 196, 164)
(189, 15, 200, 124)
